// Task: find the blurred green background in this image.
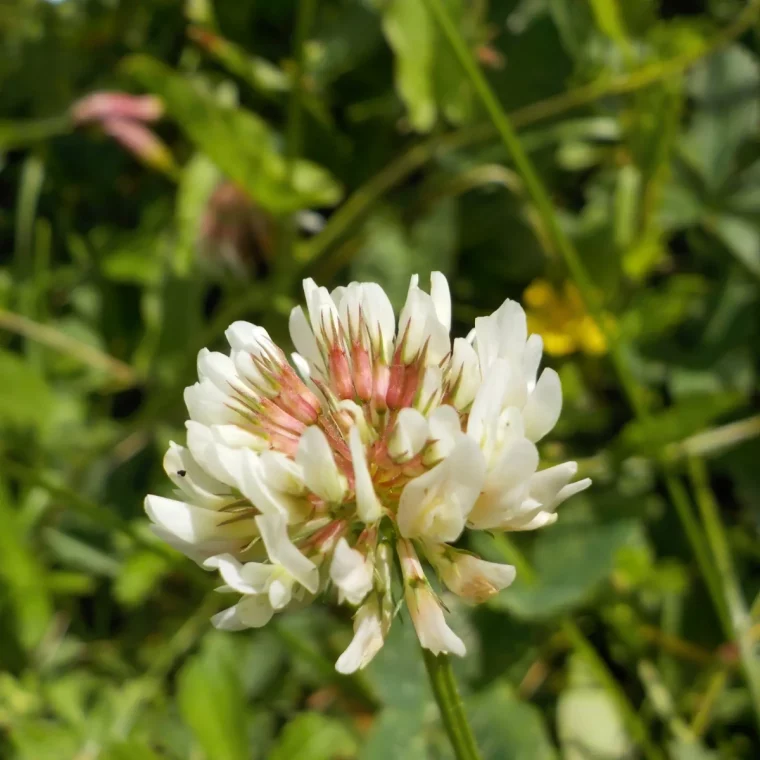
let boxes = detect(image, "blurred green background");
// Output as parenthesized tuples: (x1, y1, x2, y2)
(2, 0, 760, 758)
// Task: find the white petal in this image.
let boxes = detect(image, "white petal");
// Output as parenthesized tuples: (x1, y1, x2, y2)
(433, 549, 516, 604)
(225, 321, 275, 356)
(430, 272, 451, 332)
(144, 495, 253, 544)
(296, 426, 347, 502)
(149, 525, 244, 565)
(467, 359, 508, 450)
(259, 451, 306, 496)
(349, 426, 382, 523)
(289, 306, 325, 374)
(164, 442, 231, 508)
(388, 408, 428, 462)
(415, 366, 444, 414)
(448, 338, 481, 411)
(184, 380, 242, 426)
(397, 434, 485, 542)
(424, 405, 461, 463)
(185, 422, 245, 487)
(256, 513, 319, 594)
(523, 334, 543, 392)
(335, 599, 385, 674)
(235, 449, 304, 521)
(362, 282, 395, 360)
(197, 349, 242, 395)
(268, 577, 294, 610)
(330, 538, 373, 606)
(211, 604, 250, 631)
(406, 585, 465, 657)
(523, 368, 562, 442)
(235, 595, 276, 628)
(204, 553, 272, 594)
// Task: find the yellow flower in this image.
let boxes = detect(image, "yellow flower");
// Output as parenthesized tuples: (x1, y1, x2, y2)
(523, 279, 607, 357)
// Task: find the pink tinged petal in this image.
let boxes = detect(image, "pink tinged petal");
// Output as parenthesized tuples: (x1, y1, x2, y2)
(296, 426, 347, 503)
(388, 408, 428, 462)
(349, 426, 383, 523)
(430, 271, 452, 332)
(406, 585, 466, 657)
(255, 513, 319, 594)
(523, 368, 562, 442)
(335, 598, 385, 674)
(144, 495, 252, 544)
(330, 537, 373, 606)
(397, 434, 486, 543)
(72, 92, 163, 124)
(523, 334, 544, 392)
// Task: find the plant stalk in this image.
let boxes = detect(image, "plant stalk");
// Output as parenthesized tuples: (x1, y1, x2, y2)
(422, 649, 482, 760)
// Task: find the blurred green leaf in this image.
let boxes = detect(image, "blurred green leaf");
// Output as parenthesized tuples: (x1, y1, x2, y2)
(361, 706, 428, 760)
(0, 479, 53, 650)
(177, 633, 249, 760)
(0, 348, 53, 430)
(381, 0, 436, 132)
(113, 550, 171, 606)
(493, 510, 644, 620)
(269, 713, 358, 760)
(124, 56, 343, 213)
(557, 654, 633, 760)
(174, 153, 220, 276)
(682, 45, 760, 191)
(618, 393, 745, 455)
(468, 683, 557, 760)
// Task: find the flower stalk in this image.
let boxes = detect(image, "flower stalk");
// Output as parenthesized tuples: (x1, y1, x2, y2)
(422, 649, 482, 760)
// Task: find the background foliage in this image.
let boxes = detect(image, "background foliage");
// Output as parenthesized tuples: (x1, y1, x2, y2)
(1, 0, 760, 757)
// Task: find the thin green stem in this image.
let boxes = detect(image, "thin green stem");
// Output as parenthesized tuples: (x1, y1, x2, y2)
(278, 0, 318, 268)
(424, 0, 731, 678)
(687, 457, 760, 732)
(422, 649, 482, 760)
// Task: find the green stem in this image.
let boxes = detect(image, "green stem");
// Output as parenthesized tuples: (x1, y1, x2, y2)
(422, 649, 482, 760)
(687, 457, 760, 733)
(278, 0, 318, 267)
(424, 0, 730, 676)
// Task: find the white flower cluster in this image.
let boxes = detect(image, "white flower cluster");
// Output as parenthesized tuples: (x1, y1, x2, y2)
(145, 274, 590, 672)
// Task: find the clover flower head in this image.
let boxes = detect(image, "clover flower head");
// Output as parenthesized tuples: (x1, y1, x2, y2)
(145, 273, 591, 671)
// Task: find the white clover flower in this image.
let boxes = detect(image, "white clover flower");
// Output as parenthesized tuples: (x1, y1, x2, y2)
(145, 273, 590, 672)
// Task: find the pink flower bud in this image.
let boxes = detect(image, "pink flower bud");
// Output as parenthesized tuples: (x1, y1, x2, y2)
(329, 346, 354, 401)
(372, 363, 390, 411)
(100, 119, 175, 174)
(72, 92, 163, 125)
(351, 343, 372, 401)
